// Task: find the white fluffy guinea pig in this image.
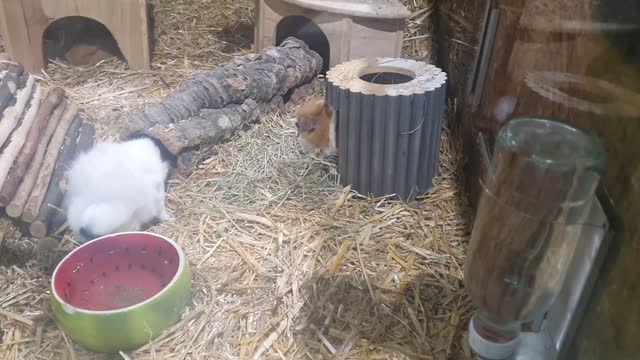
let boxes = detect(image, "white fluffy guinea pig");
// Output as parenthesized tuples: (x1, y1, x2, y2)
(64, 134, 175, 243)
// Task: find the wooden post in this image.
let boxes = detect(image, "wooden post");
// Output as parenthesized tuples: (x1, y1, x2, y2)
(0, 63, 24, 115)
(0, 86, 59, 189)
(3, 98, 68, 212)
(48, 121, 96, 238)
(29, 117, 84, 238)
(21, 101, 78, 223)
(0, 75, 35, 148)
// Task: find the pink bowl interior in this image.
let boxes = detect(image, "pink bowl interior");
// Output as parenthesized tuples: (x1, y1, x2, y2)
(53, 233, 180, 311)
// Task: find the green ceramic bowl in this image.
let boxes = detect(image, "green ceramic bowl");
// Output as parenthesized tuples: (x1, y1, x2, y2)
(51, 231, 192, 353)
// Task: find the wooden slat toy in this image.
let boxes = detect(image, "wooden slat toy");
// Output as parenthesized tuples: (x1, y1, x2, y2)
(0, 63, 96, 239)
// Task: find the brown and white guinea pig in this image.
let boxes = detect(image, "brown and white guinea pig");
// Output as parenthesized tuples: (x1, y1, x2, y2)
(294, 98, 338, 155)
(63, 134, 176, 243)
(64, 44, 116, 66)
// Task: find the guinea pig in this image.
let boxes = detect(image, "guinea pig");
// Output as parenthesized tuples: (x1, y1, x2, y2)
(295, 98, 338, 155)
(63, 135, 175, 243)
(64, 44, 116, 66)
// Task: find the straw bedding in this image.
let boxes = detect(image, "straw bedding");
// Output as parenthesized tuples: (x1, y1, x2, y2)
(0, 0, 474, 359)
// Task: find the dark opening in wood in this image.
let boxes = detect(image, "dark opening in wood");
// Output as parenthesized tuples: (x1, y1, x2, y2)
(42, 16, 124, 66)
(276, 15, 330, 74)
(359, 72, 415, 85)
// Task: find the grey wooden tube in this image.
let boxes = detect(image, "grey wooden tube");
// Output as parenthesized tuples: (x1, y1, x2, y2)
(358, 94, 374, 194)
(326, 58, 447, 201)
(337, 87, 350, 183)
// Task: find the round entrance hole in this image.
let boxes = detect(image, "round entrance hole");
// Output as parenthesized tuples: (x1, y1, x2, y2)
(276, 15, 331, 74)
(358, 66, 416, 85)
(42, 16, 124, 66)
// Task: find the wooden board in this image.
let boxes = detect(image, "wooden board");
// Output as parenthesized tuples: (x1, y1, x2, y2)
(255, 0, 405, 70)
(0, 0, 150, 74)
(282, 0, 410, 19)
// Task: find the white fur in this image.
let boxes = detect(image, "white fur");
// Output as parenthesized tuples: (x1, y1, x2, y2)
(326, 110, 337, 156)
(64, 138, 171, 243)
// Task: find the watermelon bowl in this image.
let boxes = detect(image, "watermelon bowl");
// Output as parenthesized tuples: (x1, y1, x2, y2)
(50, 232, 192, 353)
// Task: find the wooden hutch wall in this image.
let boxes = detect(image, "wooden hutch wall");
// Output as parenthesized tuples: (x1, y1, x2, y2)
(436, 0, 640, 358)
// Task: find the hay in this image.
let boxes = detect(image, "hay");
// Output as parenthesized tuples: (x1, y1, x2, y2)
(400, 0, 437, 62)
(0, 1, 475, 359)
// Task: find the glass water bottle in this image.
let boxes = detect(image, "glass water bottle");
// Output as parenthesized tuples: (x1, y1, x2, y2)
(464, 117, 606, 359)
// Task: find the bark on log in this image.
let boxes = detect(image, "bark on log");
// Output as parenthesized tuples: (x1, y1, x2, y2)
(0, 64, 24, 116)
(0, 61, 11, 72)
(0, 87, 65, 191)
(119, 38, 322, 177)
(0, 76, 35, 148)
(175, 95, 285, 176)
(0, 87, 48, 189)
(3, 99, 68, 211)
(21, 102, 79, 223)
(120, 37, 322, 137)
(30, 117, 83, 238)
(284, 77, 324, 108)
(148, 99, 261, 154)
(47, 121, 96, 238)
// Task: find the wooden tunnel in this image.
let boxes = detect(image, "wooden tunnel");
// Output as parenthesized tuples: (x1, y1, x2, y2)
(254, 0, 411, 73)
(0, 0, 151, 74)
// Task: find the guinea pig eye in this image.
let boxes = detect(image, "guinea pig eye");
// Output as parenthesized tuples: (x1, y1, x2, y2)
(308, 127, 315, 133)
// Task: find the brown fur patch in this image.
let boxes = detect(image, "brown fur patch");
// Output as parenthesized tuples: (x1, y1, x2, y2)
(64, 45, 115, 66)
(295, 99, 334, 151)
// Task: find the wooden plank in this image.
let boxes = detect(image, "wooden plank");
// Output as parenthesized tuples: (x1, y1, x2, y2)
(282, 0, 410, 19)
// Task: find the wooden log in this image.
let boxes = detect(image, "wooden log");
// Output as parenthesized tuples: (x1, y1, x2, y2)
(47, 120, 96, 238)
(148, 99, 261, 155)
(284, 77, 324, 108)
(0, 63, 24, 116)
(0, 86, 47, 189)
(0, 87, 65, 191)
(3, 99, 68, 211)
(0, 59, 12, 72)
(21, 102, 78, 223)
(118, 38, 322, 178)
(0, 1, 151, 74)
(0, 75, 35, 148)
(120, 37, 322, 137)
(175, 96, 284, 176)
(29, 117, 83, 238)
(176, 142, 217, 178)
